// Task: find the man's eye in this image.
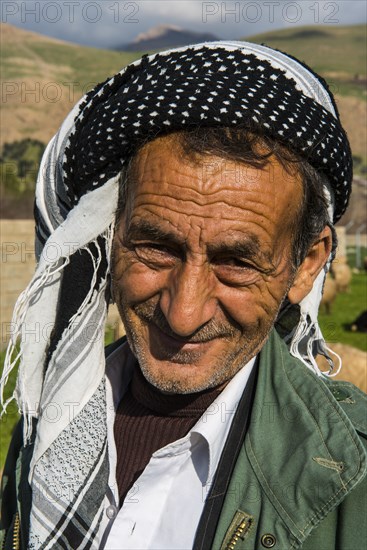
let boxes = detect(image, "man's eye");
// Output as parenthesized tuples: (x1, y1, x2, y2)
(221, 258, 253, 268)
(134, 244, 178, 267)
(212, 257, 255, 269)
(212, 257, 260, 285)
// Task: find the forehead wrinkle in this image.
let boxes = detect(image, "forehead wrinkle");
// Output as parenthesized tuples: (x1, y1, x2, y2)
(133, 188, 279, 222)
(136, 170, 290, 219)
(132, 139, 302, 216)
(131, 152, 292, 214)
(133, 181, 283, 207)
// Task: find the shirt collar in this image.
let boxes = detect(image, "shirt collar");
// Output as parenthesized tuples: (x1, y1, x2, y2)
(191, 356, 256, 484)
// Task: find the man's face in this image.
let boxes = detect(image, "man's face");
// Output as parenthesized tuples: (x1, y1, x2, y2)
(112, 134, 302, 393)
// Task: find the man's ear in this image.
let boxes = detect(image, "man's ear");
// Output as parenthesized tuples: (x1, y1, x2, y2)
(288, 226, 333, 304)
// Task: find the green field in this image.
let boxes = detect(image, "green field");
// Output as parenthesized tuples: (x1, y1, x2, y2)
(319, 272, 367, 349)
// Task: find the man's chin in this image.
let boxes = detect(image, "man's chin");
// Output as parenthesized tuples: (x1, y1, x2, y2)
(138, 365, 219, 394)
(136, 350, 241, 394)
(136, 356, 202, 393)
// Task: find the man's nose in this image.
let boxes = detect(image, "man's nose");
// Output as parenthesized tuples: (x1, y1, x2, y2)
(159, 262, 217, 337)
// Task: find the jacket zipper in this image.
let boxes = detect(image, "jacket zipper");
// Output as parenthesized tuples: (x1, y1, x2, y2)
(12, 512, 20, 550)
(224, 518, 251, 550)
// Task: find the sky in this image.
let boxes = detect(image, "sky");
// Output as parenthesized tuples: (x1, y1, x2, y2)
(2, 0, 366, 48)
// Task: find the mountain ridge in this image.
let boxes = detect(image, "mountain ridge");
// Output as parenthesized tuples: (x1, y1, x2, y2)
(115, 23, 219, 51)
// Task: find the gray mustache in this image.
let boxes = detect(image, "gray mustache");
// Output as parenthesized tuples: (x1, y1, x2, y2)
(133, 301, 238, 343)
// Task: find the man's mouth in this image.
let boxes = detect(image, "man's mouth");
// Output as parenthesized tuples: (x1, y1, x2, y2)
(136, 310, 235, 344)
(145, 322, 220, 365)
(149, 322, 218, 346)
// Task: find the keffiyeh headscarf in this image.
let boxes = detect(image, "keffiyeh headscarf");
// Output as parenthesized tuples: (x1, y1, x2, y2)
(1, 41, 352, 548)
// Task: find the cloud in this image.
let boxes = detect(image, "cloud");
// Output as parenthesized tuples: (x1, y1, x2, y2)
(139, 0, 203, 21)
(1, 0, 366, 48)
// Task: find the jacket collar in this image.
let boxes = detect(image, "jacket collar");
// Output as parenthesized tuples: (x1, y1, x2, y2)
(246, 329, 367, 544)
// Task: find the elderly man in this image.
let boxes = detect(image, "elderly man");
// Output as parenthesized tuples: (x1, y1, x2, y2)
(1, 42, 366, 549)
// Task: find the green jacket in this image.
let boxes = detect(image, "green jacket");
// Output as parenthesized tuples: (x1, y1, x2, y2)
(212, 330, 367, 550)
(1, 330, 366, 549)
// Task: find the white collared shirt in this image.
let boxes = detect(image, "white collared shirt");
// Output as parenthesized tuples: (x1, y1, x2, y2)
(99, 342, 255, 549)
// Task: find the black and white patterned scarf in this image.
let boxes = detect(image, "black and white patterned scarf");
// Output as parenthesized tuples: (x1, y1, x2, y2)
(1, 41, 352, 548)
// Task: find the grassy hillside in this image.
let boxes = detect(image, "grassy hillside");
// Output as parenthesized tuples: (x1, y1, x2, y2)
(1, 23, 141, 144)
(1, 24, 140, 83)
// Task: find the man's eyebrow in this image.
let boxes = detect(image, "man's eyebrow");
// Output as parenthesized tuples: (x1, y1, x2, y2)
(124, 222, 274, 266)
(208, 236, 274, 265)
(125, 219, 185, 246)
